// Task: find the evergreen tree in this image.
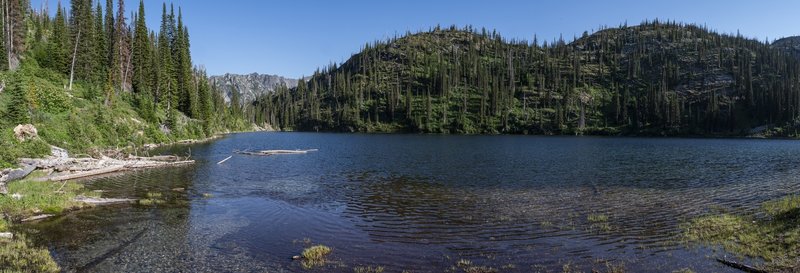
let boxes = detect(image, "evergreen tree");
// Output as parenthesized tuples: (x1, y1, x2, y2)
(5, 78, 29, 125)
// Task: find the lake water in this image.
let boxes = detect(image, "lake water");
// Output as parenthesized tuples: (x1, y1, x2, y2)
(17, 133, 800, 272)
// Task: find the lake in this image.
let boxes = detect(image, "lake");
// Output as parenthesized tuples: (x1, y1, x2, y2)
(17, 133, 800, 272)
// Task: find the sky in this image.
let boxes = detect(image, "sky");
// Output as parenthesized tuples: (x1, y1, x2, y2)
(32, 0, 800, 78)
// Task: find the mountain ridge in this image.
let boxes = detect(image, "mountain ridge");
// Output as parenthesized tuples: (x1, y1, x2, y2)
(249, 22, 800, 136)
(209, 73, 298, 105)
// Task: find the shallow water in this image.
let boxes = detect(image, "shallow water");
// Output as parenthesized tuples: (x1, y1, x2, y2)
(18, 133, 800, 272)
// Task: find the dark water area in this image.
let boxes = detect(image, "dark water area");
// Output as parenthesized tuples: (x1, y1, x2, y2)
(17, 133, 800, 272)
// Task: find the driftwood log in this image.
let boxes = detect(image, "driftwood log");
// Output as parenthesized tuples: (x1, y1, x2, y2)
(235, 149, 318, 156)
(74, 196, 136, 205)
(22, 155, 195, 182)
(716, 258, 767, 273)
(0, 164, 36, 194)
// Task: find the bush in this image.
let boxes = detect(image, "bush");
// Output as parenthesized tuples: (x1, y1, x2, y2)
(0, 234, 60, 273)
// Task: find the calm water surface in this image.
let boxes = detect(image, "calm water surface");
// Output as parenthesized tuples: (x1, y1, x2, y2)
(18, 133, 800, 272)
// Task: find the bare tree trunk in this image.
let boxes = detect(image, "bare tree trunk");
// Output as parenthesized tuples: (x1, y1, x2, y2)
(69, 29, 81, 90)
(122, 48, 132, 91)
(4, 0, 11, 70)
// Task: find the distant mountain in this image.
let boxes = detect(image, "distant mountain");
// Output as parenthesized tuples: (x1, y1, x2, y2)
(772, 36, 800, 58)
(209, 73, 298, 105)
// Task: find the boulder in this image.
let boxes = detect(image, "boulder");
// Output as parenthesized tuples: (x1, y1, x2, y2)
(13, 124, 38, 141)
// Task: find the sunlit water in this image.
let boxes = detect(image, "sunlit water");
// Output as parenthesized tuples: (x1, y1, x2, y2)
(17, 133, 800, 272)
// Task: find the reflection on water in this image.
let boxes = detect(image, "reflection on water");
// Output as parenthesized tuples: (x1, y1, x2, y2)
(18, 133, 800, 272)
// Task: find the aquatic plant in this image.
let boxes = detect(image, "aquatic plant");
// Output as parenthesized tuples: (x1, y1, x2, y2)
(683, 195, 800, 271)
(587, 213, 609, 223)
(139, 192, 166, 205)
(0, 234, 60, 273)
(0, 172, 91, 221)
(302, 245, 332, 260)
(353, 265, 385, 273)
(603, 261, 626, 273)
(454, 259, 498, 273)
(300, 244, 332, 269)
(146, 192, 163, 199)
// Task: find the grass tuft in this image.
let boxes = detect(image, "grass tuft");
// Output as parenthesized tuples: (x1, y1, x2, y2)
(0, 234, 60, 273)
(354, 265, 385, 273)
(0, 174, 89, 222)
(300, 244, 332, 269)
(683, 195, 800, 271)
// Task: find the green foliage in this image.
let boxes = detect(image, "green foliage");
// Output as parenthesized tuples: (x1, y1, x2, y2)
(300, 245, 332, 269)
(684, 195, 800, 271)
(4, 77, 29, 126)
(0, 234, 60, 273)
(0, 128, 51, 168)
(0, 174, 89, 221)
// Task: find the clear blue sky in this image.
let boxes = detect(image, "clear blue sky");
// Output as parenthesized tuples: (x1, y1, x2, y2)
(33, 0, 800, 78)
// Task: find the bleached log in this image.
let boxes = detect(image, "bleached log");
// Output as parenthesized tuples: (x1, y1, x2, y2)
(75, 196, 136, 205)
(39, 165, 124, 182)
(217, 156, 233, 165)
(21, 214, 55, 222)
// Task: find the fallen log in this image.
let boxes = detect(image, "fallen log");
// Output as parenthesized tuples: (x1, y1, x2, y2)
(37, 165, 125, 182)
(0, 164, 37, 195)
(124, 160, 194, 169)
(236, 149, 318, 156)
(217, 155, 233, 165)
(0, 164, 36, 183)
(261, 149, 317, 155)
(75, 196, 136, 205)
(21, 214, 55, 222)
(716, 258, 767, 273)
(127, 155, 182, 162)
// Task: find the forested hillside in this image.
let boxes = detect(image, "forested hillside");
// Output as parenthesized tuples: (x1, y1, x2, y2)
(252, 21, 800, 136)
(0, 0, 247, 167)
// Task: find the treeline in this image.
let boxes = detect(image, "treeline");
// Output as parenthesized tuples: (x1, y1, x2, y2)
(251, 20, 800, 136)
(1, 0, 243, 135)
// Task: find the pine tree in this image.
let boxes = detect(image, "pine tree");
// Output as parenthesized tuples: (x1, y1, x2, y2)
(131, 0, 150, 94)
(70, 0, 98, 81)
(93, 1, 106, 82)
(157, 3, 175, 114)
(47, 2, 69, 74)
(5, 78, 29, 125)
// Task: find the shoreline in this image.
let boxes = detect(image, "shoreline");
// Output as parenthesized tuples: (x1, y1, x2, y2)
(0, 134, 229, 272)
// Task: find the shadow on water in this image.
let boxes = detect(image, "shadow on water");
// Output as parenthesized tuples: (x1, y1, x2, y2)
(16, 132, 800, 272)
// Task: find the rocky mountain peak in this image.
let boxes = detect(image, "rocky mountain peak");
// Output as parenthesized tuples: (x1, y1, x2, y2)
(209, 73, 298, 105)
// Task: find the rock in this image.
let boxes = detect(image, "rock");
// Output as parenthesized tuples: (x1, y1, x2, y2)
(50, 146, 69, 159)
(292, 255, 302, 260)
(209, 73, 298, 105)
(0, 232, 12, 239)
(159, 124, 171, 135)
(10, 193, 22, 200)
(13, 124, 38, 141)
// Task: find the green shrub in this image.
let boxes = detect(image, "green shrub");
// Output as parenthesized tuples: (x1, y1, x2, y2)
(0, 234, 60, 273)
